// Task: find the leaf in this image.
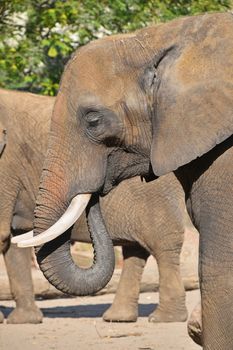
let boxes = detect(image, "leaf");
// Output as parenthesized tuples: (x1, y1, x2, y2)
(48, 46, 58, 58)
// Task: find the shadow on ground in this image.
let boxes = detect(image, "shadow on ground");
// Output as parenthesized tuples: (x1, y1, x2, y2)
(0, 303, 156, 319)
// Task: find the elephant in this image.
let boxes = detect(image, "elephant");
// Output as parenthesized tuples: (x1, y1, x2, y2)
(0, 88, 54, 323)
(18, 12, 233, 349)
(73, 174, 188, 323)
(1, 88, 194, 324)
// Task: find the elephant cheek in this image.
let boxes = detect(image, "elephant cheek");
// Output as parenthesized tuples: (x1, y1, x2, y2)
(73, 144, 108, 194)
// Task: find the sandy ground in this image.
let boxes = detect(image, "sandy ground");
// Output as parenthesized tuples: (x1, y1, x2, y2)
(0, 289, 200, 350)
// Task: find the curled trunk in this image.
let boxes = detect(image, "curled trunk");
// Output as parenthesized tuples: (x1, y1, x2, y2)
(35, 195, 115, 296)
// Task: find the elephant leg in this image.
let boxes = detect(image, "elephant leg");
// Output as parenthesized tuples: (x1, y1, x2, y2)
(188, 300, 202, 346)
(0, 179, 19, 253)
(199, 226, 233, 350)
(4, 243, 43, 324)
(149, 239, 188, 323)
(103, 245, 149, 322)
(0, 211, 12, 253)
(190, 168, 233, 349)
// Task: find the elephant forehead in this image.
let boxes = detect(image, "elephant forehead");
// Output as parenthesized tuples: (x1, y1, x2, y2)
(64, 52, 126, 107)
(77, 72, 125, 107)
(63, 37, 146, 108)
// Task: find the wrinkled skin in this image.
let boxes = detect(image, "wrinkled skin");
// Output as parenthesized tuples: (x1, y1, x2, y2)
(34, 13, 233, 349)
(74, 174, 188, 323)
(0, 88, 52, 323)
(0, 88, 191, 324)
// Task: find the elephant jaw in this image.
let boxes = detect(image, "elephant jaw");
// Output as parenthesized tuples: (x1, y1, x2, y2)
(11, 193, 91, 247)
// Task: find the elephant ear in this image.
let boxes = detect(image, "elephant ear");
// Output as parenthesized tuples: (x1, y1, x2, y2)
(0, 122, 7, 156)
(145, 42, 233, 176)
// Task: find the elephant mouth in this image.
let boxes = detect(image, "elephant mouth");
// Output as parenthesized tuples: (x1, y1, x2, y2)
(101, 148, 153, 195)
(11, 193, 91, 247)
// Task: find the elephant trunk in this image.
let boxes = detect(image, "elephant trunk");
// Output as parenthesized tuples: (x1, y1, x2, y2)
(33, 163, 115, 295)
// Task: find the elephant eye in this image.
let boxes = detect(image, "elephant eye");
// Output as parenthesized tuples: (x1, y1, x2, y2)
(81, 107, 123, 145)
(86, 112, 102, 128)
(88, 118, 100, 127)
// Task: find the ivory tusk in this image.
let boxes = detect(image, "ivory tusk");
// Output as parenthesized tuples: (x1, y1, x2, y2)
(11, 230, 33, 244)
(17, 193, 91, 248)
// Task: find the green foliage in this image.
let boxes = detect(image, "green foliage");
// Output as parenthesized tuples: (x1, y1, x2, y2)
(0, 0, 232, 95)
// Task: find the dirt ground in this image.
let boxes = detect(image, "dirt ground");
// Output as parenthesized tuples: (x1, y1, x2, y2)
(0, 289, 200, 350)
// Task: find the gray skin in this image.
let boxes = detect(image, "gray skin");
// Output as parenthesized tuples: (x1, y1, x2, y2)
(0, 88, 53, 323)
(0, 88, 188, 324)
(32, 13, 233, 350)
(75, 174, 187, 323)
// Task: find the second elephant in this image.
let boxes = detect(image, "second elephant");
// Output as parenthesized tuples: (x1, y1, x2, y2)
(74, 174, 188, 322)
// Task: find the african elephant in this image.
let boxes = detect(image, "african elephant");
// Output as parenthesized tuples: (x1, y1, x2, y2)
(1, 88, 193, 324)
(73, 174, 188, 323)
(0, 88, 53, 323)
(19, 12, 233, 349)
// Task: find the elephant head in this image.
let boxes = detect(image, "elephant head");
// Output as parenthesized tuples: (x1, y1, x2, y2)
(18, 13, 233, 297)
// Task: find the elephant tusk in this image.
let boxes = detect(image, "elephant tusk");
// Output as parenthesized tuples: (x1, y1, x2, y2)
(16, 193, 91, 248)
(11, 230, 33, 244)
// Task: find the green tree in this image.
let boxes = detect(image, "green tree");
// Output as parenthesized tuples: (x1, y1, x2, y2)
(0, 0, 232, 95)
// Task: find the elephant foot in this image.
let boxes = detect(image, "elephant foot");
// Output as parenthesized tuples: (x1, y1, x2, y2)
(0, 310, 4, 323)
(7, 305, 43, 324)
(187, 302, 202, 346)
(148, 306, 188, 323)
(103, 304, 138, 322)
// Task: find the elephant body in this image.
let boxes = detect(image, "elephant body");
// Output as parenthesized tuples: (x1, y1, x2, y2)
(178, 137, 233, 347)
(75, 174, 187, 322)
(29, 12, 233, 349)
(0, 88, 189, 323)
(0, 88, 52, 236)
(0, 88, 53, 323)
